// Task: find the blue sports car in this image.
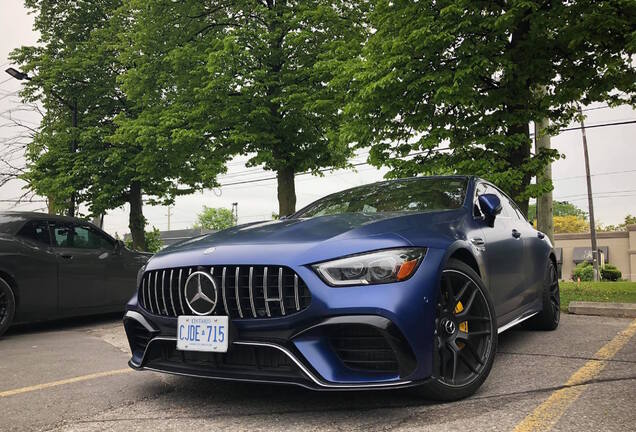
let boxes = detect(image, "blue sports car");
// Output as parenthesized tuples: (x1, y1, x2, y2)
(123, 176, 560, 400)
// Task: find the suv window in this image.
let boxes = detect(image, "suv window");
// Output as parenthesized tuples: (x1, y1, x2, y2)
(50, 222, 114, 250)
(17, 220, 51, 246)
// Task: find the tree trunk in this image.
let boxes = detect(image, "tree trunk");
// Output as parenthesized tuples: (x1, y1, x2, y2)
(128, 182, 146, 251)
(506, 122, 532, 217)
(276, 167, 296, 217)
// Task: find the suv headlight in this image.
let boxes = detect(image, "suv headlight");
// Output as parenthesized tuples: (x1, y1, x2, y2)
(312, 248, 427, 286)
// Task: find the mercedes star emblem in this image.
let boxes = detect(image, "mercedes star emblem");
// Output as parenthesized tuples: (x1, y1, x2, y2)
(184, 271, 218, 315)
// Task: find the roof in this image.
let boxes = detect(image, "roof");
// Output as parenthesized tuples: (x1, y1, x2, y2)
(0, 211, 82, 224)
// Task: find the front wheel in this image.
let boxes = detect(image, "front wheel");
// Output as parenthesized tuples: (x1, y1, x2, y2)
(526, 260, 560, 331)
(0, 277, 16, 338)
(414, 259, 497, 401)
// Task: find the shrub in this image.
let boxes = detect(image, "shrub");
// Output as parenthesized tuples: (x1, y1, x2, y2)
(125, 227, 163, 253)
(601, 264, 622, 281)
(572, 261, 594, 281)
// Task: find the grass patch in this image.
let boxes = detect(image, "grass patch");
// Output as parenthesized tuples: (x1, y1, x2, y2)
(559, 281, 636, 311)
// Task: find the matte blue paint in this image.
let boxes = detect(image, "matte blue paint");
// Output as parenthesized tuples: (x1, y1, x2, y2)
(124, 176, 553, 387)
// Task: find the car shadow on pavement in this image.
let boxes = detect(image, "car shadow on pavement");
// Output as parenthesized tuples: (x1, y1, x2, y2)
(124, 329, 529, 417)
(3, 312, 123, 337)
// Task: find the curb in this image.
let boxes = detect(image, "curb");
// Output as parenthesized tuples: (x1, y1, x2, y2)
(568, 301, 636, 318)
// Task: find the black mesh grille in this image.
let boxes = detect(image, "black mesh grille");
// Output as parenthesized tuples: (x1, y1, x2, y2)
(145, 341, 305, 381)
(329, 324, 399, 373)
(138, 265, 311, 319)
(124, 319, 153, 357)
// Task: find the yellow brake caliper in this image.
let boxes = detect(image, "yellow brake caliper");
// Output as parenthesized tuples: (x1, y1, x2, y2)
(454, 301, 468, 348)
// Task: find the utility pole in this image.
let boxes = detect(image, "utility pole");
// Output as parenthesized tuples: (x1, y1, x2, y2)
(91, 214, 104, 229)
(579, 106, 600, 281)
(166, 206, 172, 231)
(232, 202, 238, 225)
(535, 117, 554, 243)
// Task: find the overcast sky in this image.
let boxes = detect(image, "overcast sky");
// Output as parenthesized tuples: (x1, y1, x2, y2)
(1, 0, 635, 237)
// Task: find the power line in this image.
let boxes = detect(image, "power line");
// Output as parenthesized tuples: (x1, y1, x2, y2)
(555, 189, 636, 200)
(542, 119, 636, 136)
(553, 169, 636, 182)
(0, 199, 47, 203)
(216, 117, 636, 189)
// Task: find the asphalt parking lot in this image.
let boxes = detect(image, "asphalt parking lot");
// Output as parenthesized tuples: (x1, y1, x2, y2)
(1, 314, 635, 432)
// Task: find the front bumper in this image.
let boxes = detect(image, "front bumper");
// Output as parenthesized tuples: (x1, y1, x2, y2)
(123, 248, 446, 390)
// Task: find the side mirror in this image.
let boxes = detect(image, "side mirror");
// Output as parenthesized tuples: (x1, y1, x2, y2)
(478, 194, 502, 226)
(115, 239, 125, 253)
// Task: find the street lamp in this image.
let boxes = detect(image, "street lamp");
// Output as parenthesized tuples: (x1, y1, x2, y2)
(5, 67, 31, 81)
(5, 67, 78, 218)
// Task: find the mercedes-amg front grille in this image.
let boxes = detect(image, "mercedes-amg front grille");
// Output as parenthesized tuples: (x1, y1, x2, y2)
(138, 265, 311, 319)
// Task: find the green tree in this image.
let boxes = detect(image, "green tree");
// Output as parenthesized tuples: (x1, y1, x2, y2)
(9, 0, 123, 217)
(120, 0, 368, 216)
(597, 214, 636, 232)
(341, 0, 635, 216)
(194, 207, 235, 231)
(11, 0, 231, 251)
(528, 201, 588, 223)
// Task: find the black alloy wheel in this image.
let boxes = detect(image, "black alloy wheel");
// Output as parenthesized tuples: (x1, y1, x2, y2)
(415, 259, 497, 401)
(526, 260, 560, 331)
(0, 277, 16, 337)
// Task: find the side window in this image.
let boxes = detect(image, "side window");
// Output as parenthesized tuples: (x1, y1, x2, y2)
(50, 223, 114, 249)
(474, 183, 510, 218)
(508, 199, 528, 222)
(498, 194, 517, 219)
(473, 183, 488, 218)
(17, 220, 51, 246)
(71, 225, 115, 250)
(50, 222, 73, 248)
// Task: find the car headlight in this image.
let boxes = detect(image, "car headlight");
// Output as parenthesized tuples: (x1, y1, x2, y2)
(312, 248, 427, 286)
(136, 264, 147, 288)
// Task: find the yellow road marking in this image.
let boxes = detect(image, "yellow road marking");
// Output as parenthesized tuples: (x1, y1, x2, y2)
(513, 318, 636, 432)
(0, 368, 132, 398)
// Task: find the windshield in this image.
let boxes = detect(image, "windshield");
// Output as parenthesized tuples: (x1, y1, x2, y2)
(294, 177, 468, 218)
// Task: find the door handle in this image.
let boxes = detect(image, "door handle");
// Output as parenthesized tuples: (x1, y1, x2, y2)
(470, 237, 485, 246)
(59, 253, 73, 259)
(511, 229, 522, 239)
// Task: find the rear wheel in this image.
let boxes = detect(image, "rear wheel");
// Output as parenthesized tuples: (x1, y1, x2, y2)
(0, 277, 16, 337)
(415, 259, 497, 401)
(526, 260, 560, 331)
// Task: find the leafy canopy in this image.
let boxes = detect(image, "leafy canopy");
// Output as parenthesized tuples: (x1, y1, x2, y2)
(10, 0, 127, 215)
(194, 207, 235, 231)
(527, 201, 588, 223)
(119, 0, 369, 214)
(553, 215, 590, 234)
(598, 214, 636, 232)
(341, 0, 635, 214)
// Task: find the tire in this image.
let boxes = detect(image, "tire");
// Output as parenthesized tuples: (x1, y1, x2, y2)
(525, 259, 560, 331)
(0, 276, 16, 338)
(414, 258, 498, 401)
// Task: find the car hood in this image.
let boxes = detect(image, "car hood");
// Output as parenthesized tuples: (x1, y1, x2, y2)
(147, 210, 465, 270)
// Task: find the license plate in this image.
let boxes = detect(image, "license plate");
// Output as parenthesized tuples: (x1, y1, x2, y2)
(177, 315, 229, 352)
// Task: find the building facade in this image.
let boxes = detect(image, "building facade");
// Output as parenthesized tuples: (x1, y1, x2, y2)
(554, 224, 636, 281)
